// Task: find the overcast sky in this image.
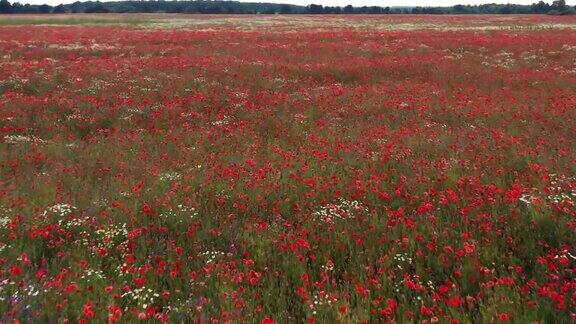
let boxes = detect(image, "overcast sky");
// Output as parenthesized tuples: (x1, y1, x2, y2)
(17, 0, 576, 7)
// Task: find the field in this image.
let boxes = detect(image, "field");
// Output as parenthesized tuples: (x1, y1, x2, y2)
(1, 14, 576, 323)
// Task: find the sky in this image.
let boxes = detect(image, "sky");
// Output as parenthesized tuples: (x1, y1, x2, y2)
(16, 0, 576, 8)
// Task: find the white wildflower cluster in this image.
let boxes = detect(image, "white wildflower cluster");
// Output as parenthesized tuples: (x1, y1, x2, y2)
(13, 284, 45, 301)
(273, 77, 286, 84)
(546, 173, 575, 206)
(121, 286, 160, 311)
(121, 108, 142, 121)
(423, 121, 448, 129)
(90, 43, 117, 51)
(158, 172, 181, 182)
(0, 278, 16, 302)
(211, 115, 231, 126)
(164, 297, 190, 315)
(368, 151, 380, 161)
(392, 274, 426, 297)
(23, 284, 41, 297)
(42, 204, 77, 218)
(0, 206, 11, 229)
(442, 47, 474, 60)
(116, 262, 132, 280)
(47, 43, 85, 51)
(95, 223, 128, 249)
(481, 51, 515, 69)
(0, 77, 25, 90)
(312, 199, 369, 224)
(178, 204, 197, 215)
(320, 260, 334, 272)
(180, 112, 195, 119)
(393, 252, 414, 270)
(199, 250, 225, 264)
(159, 205, 198, 225)
(3, 134, 44, 144)
(73, 230, 92, 247)
(293, 113, 306, 124)
(92, 198, 109, 208)
(66, 113, 88, 121)
(569, 62, 576, 75)
(562, 44, 576, 51)
(374, 138, 387, 145)
(519, 193, 538, 206)
(80, 268, 106, 283)
(308, 291, 338, 315)
(134, 78, 161, 93)
(517, 174, 575, 207)
(554, 250, 576, 262)
(57, 215, 90, 230)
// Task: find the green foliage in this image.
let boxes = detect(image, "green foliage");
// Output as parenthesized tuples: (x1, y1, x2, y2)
(2, 0, 574, 15)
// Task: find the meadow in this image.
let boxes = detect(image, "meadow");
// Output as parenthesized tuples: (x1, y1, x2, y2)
(0, 14, 575, 323)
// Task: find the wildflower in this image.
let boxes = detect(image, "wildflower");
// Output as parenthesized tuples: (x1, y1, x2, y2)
(420, 305, 433, 316)
(10, 265, 21, 277)
(262, 317, 275, 324)
(64, 283, 79, 293)
(248, 270, 261, 286)
(355, 284, 369, 299)
(142, 202, 154, 217)
(497, 313, 510, 321)
(446, 296, 463, 308)
(134, 277, 146, 286)
(83, 303, 95, 318)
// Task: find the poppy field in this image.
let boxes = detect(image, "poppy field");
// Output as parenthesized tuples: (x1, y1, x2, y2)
(0, 14, 576, 323)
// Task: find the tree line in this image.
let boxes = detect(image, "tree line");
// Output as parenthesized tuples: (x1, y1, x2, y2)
(0, 0, 574, 15)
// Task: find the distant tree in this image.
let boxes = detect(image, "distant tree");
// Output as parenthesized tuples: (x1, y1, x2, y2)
(499, 4, 513, 14)
(279, 4, 293, 14)
(201, 3, 223, 14)
(0, 0, 12, 13)
(368, 6, 381, 14)
(10, 2, 35, 13)
(547, 0, 574, 14)
(551, 0, 566, 11)
(262, 6, 276, 14)
(84, 2, 108, 13)
(68, 1, 83, 13)
(323, 6, 342, 14)
(1, 0, 568, 16)
(453, 4, 464, 13)
(52, 3, 66, 13)
(531, 1, 551, 13)
(38, 4, 52, 13)
(307, 4, 323, 14)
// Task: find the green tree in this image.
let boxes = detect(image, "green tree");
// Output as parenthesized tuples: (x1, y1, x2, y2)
(0, 0, 12, 13)
(307, 4, 323, 14)
(52, 3, 66, 13)
(84, 2, 108, 13)
(280, 4, 293, 14)
(551, 0, 566, 11)
(38, 4, 52, 13)
(531, 1, 551, 13)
